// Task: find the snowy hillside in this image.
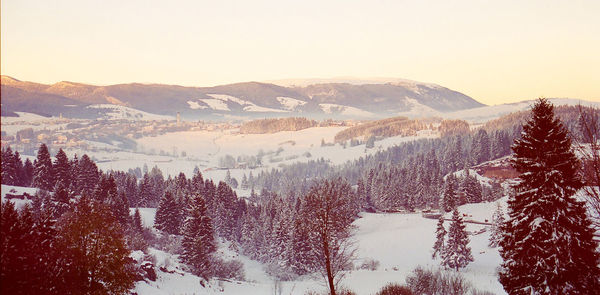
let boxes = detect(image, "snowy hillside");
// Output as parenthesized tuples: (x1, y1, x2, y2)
(87, 104, 174, 120)
(127, 201, 506, 295)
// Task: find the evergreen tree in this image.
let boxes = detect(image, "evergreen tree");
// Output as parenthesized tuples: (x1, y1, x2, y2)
(51, 180, 71, 218)
(1, 147, 18, 185)
(432, 214, 446, 259)
(33, 144, 54, 191)
(181, 192, 216, 279)
(76, 154, 99, 196)
(132, 208, 143, 231)
(500, 98, 600, 294)
(472, 128, 491, 164)
(441, 208, 473, 271)
(488, 203, 504, 248)
(53, 148, 71, 187)
(441, 175, 458, 212)
(154, 191, 182, 235)
(240, 174, 249, 190)
(22, 158, 34, 187)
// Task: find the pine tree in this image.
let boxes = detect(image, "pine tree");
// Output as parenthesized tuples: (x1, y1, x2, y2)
(154, 191, 182, 235)
(500, 98, 600, 294)
(441, 175, 458, 212)
(33, 144, 54, 191)
(472, 129, 491, 164)
(1, 147, 19, 185)
(132, 208, 143, 231)
(432, 214, 446, 259)
(76, 154, 99, 196)
(53, 148, 71, 188)
(488, 203, 504, 248)
(241, 174, 249, 190)
(181, 192, 216, 279)
(22, 158, 34, 187)
(441, 208, 473, 271)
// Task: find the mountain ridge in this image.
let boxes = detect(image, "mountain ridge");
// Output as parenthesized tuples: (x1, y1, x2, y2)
(1, 75, 484, 120)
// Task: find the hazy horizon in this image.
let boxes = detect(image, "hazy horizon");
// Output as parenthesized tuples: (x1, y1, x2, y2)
(2, 0, 599, 105)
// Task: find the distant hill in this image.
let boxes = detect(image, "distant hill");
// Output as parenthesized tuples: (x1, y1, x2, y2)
(1, 75, 484, 120)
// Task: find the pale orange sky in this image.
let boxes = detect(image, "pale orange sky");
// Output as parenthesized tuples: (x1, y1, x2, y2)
(2, 0, 599, 105)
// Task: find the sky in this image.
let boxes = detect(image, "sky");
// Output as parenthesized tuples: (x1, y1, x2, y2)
(1, 0, 599, 105)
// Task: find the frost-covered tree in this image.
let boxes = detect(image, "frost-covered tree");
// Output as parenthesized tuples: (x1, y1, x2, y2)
(181, 192, 216, 279)
(75, 154, 99, 196)
(154, 191, 182, 235)
(299, 178, 357, 295)
(488, 203, 504, 248)
(432, 215, 446, 259)
(53, 148, 71, 188)
(500, 98, 600, 294)
(441, 208, 473, 271)
(33, 144, 54, 191)
(1, 147, 19, 185)
(441, 174, 458, 212)
(459, 170, 482, 204)
(472, 128, 491, 164)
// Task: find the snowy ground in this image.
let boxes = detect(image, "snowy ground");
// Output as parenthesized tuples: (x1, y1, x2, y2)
(60, 127, 438, 194)
(130, 200, 507, 295)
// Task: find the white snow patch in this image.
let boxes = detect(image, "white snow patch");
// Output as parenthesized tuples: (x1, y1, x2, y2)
(200, 99, 230, 111)
(319, 103, 375, 117)
(276, 96, 307, 111)
(87, 104, 173, 121)
(187, 100, 208, 110)
(1, 185, 37, 209)
(243, 105, 288, 113)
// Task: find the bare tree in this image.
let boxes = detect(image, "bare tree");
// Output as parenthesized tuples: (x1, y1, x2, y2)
(300, 178, 357, 295)
(576, 105, 600, 228)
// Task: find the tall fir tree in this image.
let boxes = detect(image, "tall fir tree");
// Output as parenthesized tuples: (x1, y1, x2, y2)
(1, 147, 19, 185)
(441, 174, 458, 212)
(32, 144, 54, 191)
(76, 154, 99, 196)
(154, 191, 182, 235)
(500, 98, 600, 294)
(53, 148, 71, 188)
(181, 192, 216, 279)
(22, 158, 34, 187)
(432, 214, 446, 259)
(488, 202, 504, 248)
(441, 208, 473, 271)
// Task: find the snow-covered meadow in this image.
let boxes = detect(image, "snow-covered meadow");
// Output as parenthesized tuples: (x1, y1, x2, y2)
(127, 199, 507, 295)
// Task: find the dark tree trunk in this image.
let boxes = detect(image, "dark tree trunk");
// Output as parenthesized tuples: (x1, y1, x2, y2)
(323, 235, 336, 295)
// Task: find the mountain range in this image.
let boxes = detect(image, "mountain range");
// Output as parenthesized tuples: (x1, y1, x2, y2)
(1, 75, 484, 120)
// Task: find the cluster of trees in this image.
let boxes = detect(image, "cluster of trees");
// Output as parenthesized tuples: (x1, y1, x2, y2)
(432, 209, 474, 271)
(438, 119, 470, 137)
(1, 147, 34, 187)
(1, 179, 137, 294)
(238, 178, 359, 295)
(243, 127, 511, 213)
(149, 170, 360, 294)
(239, 117, 317, 134)
(333, 116, 431, 142)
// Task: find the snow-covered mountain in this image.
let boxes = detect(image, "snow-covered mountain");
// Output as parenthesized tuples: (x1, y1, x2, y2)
(1, 75, 483, 120)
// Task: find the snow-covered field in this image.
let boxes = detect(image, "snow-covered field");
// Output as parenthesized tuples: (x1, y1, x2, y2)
(128, 200, 506, 295)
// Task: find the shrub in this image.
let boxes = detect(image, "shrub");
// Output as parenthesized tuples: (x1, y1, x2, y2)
(212, 258, 245, 281)
(358, 258, 380, 271)
(376, 283, 413, 295)
(405, 266, 470, 295)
